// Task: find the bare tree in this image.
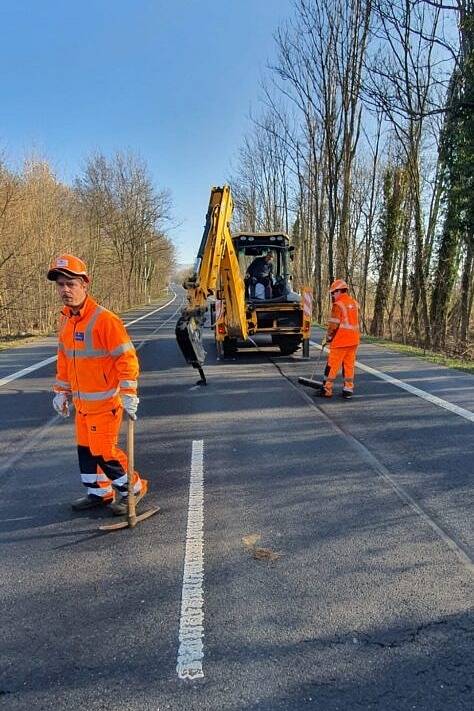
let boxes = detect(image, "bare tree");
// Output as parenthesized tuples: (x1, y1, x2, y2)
(76, 152, 173, 308)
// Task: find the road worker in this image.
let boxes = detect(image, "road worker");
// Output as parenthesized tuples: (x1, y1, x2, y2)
(47, 254, 148, 515)
(247, 252, 273, 299)
(320, 279, 360, 399)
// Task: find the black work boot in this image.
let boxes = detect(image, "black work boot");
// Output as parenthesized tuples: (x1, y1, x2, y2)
(71, 494, 111, 511)
(109, 479, 149, 516)
(342, 389, 353, 400)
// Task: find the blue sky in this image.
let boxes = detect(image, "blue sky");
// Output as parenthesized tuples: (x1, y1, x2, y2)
(0, 0, 294, 263)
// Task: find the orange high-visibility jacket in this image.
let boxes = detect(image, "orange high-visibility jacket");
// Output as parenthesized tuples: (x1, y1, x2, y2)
(54, 295, 139, 414)
(327, 293, 360, 347)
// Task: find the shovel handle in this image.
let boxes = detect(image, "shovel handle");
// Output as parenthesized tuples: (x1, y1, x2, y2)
(127, 416, 137, 527)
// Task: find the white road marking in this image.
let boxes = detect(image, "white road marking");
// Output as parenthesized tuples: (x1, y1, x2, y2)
(0, 356, 57, 388)
(0, 294, 178, 388)
(292, 380, 474, 573)
(123, 292, 177, 327)
(134, 306, 182, 352)
(177, 440, 205, 681)
(310, 341, 474, 423)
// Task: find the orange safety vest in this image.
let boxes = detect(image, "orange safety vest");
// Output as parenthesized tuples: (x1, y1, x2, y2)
(327, 293, 360, 347)
(54, 295, 139, 414)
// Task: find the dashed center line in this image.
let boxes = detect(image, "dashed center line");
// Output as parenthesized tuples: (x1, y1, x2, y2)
(177, 440, 205, 680)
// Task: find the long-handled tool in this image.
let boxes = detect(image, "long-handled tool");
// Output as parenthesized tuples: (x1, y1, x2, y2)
(99, 417, 160, 532)
(298, 339, 327, 390)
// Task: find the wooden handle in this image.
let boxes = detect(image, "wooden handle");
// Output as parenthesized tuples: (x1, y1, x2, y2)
(127, 416, 137, 527)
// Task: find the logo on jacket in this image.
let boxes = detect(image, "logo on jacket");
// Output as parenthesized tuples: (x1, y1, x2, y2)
(75, 332, 85, 341)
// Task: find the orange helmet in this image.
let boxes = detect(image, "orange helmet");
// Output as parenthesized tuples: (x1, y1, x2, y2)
(329, 279, 348, 293)
(47, 254, 90, 283)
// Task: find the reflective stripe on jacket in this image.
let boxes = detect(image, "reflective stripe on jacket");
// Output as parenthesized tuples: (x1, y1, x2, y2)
(326, 293, 360, 347)
(54, 295, 139, 414)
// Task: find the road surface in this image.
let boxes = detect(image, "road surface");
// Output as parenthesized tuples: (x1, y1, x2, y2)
(1, 289, 472, 710)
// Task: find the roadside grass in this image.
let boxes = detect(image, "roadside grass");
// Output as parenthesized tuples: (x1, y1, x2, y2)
(0, 333, 53, 351)
(0, 292, 174, 352)
(312, 323, 473, 374)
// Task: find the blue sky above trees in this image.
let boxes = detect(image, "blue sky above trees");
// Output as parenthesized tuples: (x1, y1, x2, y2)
(0, 0, 294, 263)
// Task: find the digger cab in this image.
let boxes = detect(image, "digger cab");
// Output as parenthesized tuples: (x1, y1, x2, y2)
(233, 232, 299, 304)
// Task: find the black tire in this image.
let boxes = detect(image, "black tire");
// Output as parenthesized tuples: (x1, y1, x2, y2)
(222, 337, 238, 356)
(272, 335, 301, 355)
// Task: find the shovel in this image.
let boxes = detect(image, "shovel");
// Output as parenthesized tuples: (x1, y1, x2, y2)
(99, 417, 160, 532)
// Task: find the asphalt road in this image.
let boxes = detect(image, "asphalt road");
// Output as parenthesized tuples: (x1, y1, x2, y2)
(0, 290, 472, 711)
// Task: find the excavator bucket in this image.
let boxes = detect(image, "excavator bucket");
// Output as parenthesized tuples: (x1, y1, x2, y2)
(175, 315, 207, 385)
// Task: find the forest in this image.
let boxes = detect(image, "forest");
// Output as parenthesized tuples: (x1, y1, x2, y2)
(230, 0, 473, 357)
(0, 152, 175, 337)
(1, 0, 472, 359)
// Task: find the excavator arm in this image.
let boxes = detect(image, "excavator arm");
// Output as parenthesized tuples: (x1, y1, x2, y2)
(175, 185, 248, 383)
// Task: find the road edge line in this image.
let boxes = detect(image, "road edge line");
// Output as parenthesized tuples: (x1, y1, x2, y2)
(0, 294, 177, 388)
(309, 340, 474, 423)
(280, 364, 474, 575)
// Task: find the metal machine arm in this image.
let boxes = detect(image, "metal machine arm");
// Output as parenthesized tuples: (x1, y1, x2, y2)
(175, 186, 247, 382)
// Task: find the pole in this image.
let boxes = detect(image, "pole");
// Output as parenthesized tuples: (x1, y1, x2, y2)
(127, 417, 137, 528)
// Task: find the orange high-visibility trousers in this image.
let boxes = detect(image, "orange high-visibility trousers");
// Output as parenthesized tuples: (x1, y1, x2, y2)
(323, 344, 358, 395)
(74, 408, 143, 499)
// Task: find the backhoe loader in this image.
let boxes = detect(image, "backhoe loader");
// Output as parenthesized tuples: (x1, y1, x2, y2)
(175, 185, 312, 382)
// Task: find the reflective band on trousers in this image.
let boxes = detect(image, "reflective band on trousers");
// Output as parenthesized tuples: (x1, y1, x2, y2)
(113, 473, 128, 487)
(72, 386, 119, 401)
(87, 486, 113, 497)
(80, 473, 97, 484)
(81, 472, 113, 483)
(119, 480, 141, 496)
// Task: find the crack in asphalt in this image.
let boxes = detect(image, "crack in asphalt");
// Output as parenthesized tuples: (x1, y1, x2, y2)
(269, 355, 474, 575)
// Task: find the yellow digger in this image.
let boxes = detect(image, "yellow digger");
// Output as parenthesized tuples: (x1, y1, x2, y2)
(175, 185, 312, 383)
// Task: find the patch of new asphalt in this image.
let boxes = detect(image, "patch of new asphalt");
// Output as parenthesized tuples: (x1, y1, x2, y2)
(0, 307, 472, 710)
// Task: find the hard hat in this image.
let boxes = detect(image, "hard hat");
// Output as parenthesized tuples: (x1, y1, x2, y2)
(47, 254, 90, 283)
(329, 279, 348, 293)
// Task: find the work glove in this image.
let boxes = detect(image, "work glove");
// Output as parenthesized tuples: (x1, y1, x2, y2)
(121, 393, 139, 420)
(53, 392, 71, 418)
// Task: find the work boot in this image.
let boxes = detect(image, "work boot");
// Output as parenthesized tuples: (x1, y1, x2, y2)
(109, 479, 149, 516)
(71, 494, 112, 511)
(318, 386, 333, 398)
(342, 389, 353, 400)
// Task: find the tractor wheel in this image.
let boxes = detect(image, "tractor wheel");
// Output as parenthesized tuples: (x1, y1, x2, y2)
(272, 335, 301, 355)
(222, 337, 238, 357)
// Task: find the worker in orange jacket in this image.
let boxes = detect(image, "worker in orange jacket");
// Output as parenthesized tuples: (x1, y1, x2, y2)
(320, 279, 360, 399)
(47, 254, 148, 515)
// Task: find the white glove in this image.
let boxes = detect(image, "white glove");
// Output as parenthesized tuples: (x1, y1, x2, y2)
(120, 393, 139, 420)
(53, 392, 70, 418)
